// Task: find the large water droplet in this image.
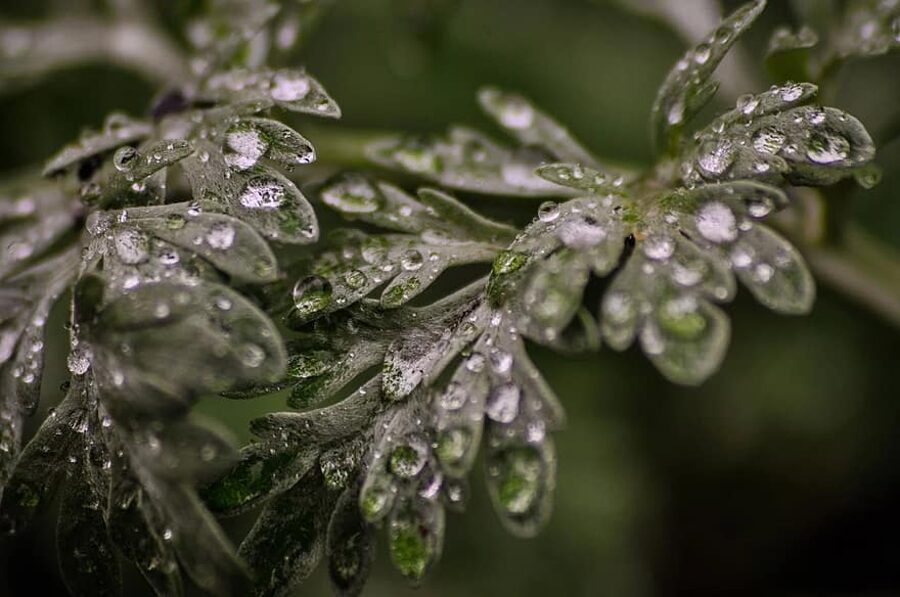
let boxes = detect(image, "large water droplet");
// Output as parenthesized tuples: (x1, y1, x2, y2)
(292, 275, 333, 317)
(205, 222, 235, 249)
(697, 140, 735, 176)
(321, 177, 381, 213)
(752, 126, 786, 154)
(271, 72, 310, 102)
(806, 131, 850, 164)
(695, 201, 738, 244)
(113, 228, 150, 264)
(113, 146, 138, 172)
(485, 383, 521, 423)
(239, 176, 285, 209)
(389, 438, 429, 478)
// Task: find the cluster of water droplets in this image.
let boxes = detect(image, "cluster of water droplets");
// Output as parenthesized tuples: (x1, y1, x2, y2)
(684, 82, 874, 187)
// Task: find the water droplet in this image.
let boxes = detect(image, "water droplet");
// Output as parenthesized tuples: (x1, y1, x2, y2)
(292, 275, 333, 317)
(239, 176, 285, 209)
(67, 344, 92, 375)
(492, 250, 528, 276)
(436, 428, 471, 466)
(780, 83, 804, 102)
(602, 291, 635, 324)
(806, 131, 850, 164)
(465, 352, 486, 373)
(322, 177, 381, 213)
(113, 146, 138, 172)
(657, 296, 705, 340)
(344, 269, 367, 289)
(438, 382, 466, 411)
(239, 343, 265, 368)
(497, 98, 535, 129)
(693, 43, 712, 64)
(400, 249, 424, 271)
(271, 72, 310, 102)
(697, 139, 735, 176)
(538, 201, 560, 223)
(486, 383, 521, 423)
(642, 235, 675, 261)
(752, 126, 786, 154)
(736, 94, 759, 115)
(113, 228, 150, 264)
(205, 222, 235, 249)
(558, 218, 606, 249)
(695, 202, 738, 244)
(389, 438, 428, 478)
(224, 126, 268, 171)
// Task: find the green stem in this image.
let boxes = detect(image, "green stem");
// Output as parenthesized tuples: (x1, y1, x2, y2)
(798, 225, 900, 328)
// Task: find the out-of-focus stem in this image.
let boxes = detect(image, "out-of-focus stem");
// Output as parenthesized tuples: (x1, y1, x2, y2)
(799, 225, 900, 328)
(0, 17, 189, 92)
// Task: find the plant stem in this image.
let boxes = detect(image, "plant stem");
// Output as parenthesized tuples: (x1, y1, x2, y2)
(0, 17, 189, 93)
(797, 225, 900, 328)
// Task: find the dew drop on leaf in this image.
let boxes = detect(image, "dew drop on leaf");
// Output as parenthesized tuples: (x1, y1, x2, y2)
(113, 146, 138, 172)
(205, 222, 235, 250)
(485, 383, 521, 424)
(113, 228, 150, 264)
(292, 275, 333, 317)
(806, 131, 850, 164)
(695, 202, 738, 244)
(239, 176, 285, 209)
(389, 438, 428, 478)
(400, 249, 424, 271)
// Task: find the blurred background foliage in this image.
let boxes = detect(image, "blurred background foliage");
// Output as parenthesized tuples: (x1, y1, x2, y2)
(1, 0, 899, 595)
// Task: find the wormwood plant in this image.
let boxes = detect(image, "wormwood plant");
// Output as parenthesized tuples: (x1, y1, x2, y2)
(0, 0, 897, 595)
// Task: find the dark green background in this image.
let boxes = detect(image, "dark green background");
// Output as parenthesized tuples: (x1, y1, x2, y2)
(2, 0, 899, 595)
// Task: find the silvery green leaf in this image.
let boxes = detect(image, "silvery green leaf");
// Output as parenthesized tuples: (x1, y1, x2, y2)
(43, 113, 152, 176)
(686, 89, 875, 187)
(478, 87, 597, 165)
(320, 176, 517, 244)
(251, 377, 385, 444)
(239, 469, 336, 597)
(225, 117, 316, 169)
(204, 443, 319, 516)
(57, 448, 122, 597)
(487, 197, 626, 339)
(204, 68, 341, 118)
(536, 163, 625, 195)
(0, 180, 77, 279)
(381, 281, 489, 401)
(641, 295, 731, 385)
(387, 496, 444, 583)
(837, 0, 900, 58)
(107, 446, 184, 597)
(484, 438, 556, 538)
(367, 127, 572, 197)
(281, 317, 393, 408)
(728, 224, 816, 314)
(182, 141, 318, 244)
(133, 472, 250, 597)
(0, 249, 79, 490)
(0, 380, 85, 531)
(80, 139, 194, 207)
(326, 481, 373, 597)
(130, 418, 238, 484)
(652, 0, 767, 153)
(296, 177, 512, 318)
(601, 232, 734, 385)
(766, 26, 819, 81)
(89, 281, 286, 416)
(106, 201, 279, 284)
(670, 184, 815, 314)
